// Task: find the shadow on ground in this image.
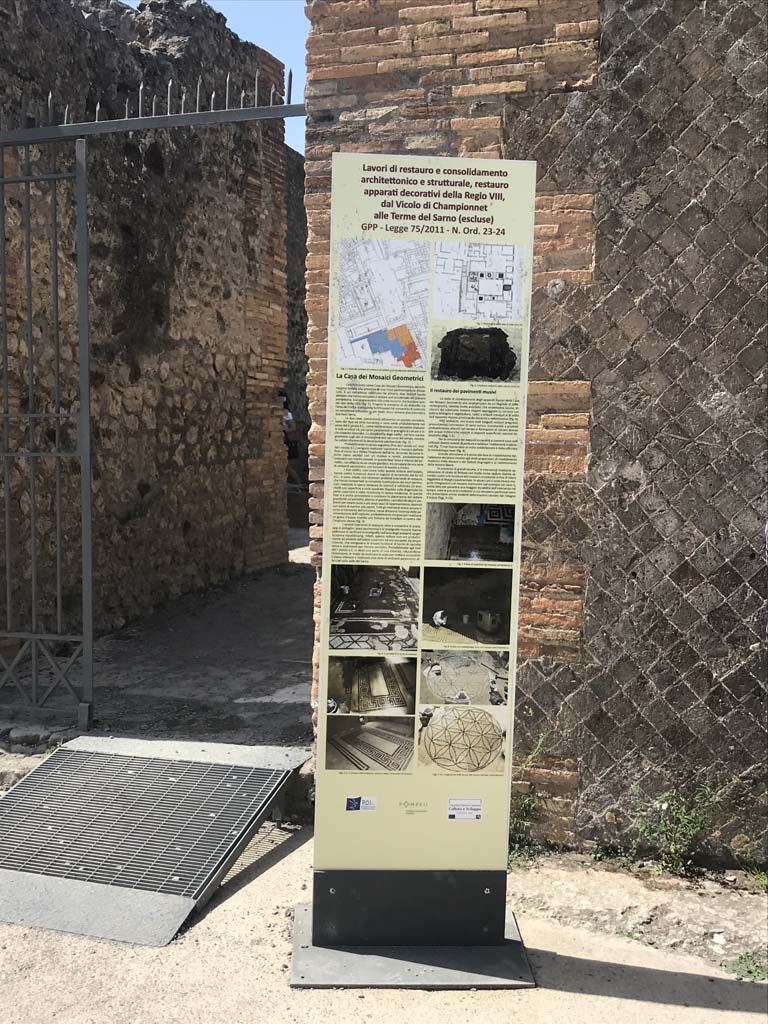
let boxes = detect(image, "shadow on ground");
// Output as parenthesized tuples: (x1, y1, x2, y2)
(194, 823, 313, 923)
(526, 946, 768, 1014)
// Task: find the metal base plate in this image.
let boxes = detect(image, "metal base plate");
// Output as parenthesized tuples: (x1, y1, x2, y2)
(0, 869, 194, 946)
(290, 904, 536, 989)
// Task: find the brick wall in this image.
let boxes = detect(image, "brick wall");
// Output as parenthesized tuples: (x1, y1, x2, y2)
(304, 0, 767, 863)
(0, 0, 290, 634)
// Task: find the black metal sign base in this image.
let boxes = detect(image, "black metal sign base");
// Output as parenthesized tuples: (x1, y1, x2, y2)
(312, 868, 507, 946)
(290, 903, 535, 989)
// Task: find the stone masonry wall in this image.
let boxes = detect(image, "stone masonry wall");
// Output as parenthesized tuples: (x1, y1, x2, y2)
(303, 0, 767, 863)
(285, 147, 310, 489)
(507, 0, 767, 864)
(0, 0, 290, 636)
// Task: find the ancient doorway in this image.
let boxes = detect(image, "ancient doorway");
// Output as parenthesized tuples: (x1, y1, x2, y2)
(0, 88, 306, 727)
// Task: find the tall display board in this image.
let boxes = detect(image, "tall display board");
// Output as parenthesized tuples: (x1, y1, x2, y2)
(313, 153, 536, 947)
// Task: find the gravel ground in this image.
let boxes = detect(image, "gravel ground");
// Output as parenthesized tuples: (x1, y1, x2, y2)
(0, 827, 765, 1024)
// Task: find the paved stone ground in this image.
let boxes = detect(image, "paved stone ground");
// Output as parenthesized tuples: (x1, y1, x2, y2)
(0, 530, 315, 750)
(0, 827, 765, 1024)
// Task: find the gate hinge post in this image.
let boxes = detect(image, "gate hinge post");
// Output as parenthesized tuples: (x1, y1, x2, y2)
(77, 701, 93, 731)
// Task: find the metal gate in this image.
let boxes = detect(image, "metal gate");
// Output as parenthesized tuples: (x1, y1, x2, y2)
(0, 135, 93, 727)
(0, 82, 305, 729)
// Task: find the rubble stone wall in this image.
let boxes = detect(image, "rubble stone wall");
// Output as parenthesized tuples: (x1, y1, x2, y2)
(0, 0, 290, 633)
(285, 147, 310, 489)
(303, 0, 767, 863)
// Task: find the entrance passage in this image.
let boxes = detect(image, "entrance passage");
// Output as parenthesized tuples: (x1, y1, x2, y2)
(0, 736, 306, 945)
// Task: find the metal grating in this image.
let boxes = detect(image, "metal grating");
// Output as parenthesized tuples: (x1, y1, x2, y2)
(0, 748, 289, 900)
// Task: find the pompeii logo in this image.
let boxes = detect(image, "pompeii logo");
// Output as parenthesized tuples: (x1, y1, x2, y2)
(399, 799, 429, 815)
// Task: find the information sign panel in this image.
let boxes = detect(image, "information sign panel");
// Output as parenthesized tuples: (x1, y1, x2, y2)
(313, 153, 536, 946)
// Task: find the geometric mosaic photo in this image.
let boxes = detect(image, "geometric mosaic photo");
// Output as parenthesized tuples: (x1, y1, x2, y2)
(422, 706, 505, 773)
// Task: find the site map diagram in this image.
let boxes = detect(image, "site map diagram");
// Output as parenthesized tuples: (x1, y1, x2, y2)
(336, 238, 430, 370)
(434, 242, 526, 322)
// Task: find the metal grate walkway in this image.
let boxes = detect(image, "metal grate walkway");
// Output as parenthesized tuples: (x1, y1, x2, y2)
(0, 737, 306, 945)
(0, 748, 288, 898)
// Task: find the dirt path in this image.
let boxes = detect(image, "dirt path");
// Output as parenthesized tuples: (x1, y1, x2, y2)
(1, 554, 315, 748)
(0, 829, 765, 1024)
(507, 852, 768, 973)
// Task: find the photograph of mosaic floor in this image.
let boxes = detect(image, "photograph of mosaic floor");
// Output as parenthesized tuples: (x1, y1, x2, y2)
(326, 656, 416, 716)
(424, 502, 515, 563)
(329, 564, 420, 651)
(325, 717, 415, 772)
(418, 705, 506, 774)
(421, 650, 508, 706)
(421, 566, 512, 647)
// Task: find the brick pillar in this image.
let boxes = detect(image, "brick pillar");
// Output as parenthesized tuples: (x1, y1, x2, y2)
(303, 0, 599, 709)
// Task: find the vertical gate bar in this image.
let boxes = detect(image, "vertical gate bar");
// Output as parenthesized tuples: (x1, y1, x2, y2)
(23, 143, 37, 700)
(0, 143, 12, 632)
(75, 138, 93, 728)
(50, 146, 62, 634)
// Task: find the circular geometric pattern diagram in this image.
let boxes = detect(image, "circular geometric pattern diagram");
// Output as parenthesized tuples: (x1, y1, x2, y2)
(422, 706, 504, 772)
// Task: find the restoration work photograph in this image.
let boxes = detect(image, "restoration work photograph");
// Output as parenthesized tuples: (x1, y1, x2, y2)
(421, 567, 513, 647)
(420, 649, 509, 706)
(430, 323, 523, 383)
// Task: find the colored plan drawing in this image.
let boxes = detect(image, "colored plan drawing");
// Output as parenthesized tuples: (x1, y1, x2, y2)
(336, 238, 429, 369)
(433, 242, 526, 322)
